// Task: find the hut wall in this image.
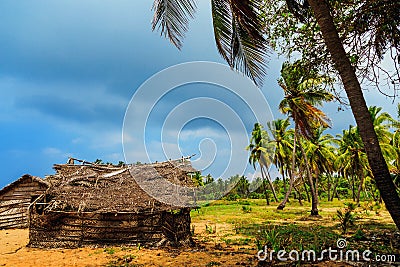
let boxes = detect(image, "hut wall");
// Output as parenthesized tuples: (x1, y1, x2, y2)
(0, 179, 47, 229)
(28, 209, 192, 248)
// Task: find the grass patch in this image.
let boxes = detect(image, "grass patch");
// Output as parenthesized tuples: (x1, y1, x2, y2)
(191, 199, 399, 255)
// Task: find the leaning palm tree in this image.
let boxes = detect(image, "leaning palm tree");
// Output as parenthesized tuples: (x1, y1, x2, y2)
(247, 123, 278, 204)
(277, 61, 334, 215)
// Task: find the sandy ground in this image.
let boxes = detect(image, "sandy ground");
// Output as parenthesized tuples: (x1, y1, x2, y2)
(0, 226, 255, 267)
(0, 224, 354, 267)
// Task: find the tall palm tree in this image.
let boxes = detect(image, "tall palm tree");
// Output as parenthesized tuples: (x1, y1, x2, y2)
(304, 127, 336, 204)
(267, 118, 293, 193)
(368, 106, 397, 163)
(247, 123, 278, 204)
(335, 126, 371, 204)
(277, 61, 334, 215)
(151, 0, 400, 229)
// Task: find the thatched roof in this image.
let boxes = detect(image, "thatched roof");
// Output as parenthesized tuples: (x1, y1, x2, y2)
(0, 174, 49, 196)
(43, 159, 198, 213)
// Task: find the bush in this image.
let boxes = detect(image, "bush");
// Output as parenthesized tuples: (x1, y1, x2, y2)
(224, 193, 240, 201)
(242, 206, 252, 213)
(249, 192, 264, 199)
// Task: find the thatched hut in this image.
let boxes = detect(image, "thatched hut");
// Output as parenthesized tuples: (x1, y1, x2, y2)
(28, 158, 198, 248)
(0, 174, 49, 229)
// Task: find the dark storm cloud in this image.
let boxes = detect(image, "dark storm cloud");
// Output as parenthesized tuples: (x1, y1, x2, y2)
(15, 93, 126, 126)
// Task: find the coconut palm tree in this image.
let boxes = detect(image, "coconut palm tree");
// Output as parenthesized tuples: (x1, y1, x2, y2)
(304, 127, 336, 204)
(277, 61, 334, 215)
(247, 123, 278, 204)
(267, 118, 293, 193)
(368, 106, 397, 163)
(335, 126, 371, 204)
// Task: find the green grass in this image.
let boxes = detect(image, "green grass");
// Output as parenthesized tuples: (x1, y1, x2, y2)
(192, 199, 335, 224)
(191, 198, 399, 255)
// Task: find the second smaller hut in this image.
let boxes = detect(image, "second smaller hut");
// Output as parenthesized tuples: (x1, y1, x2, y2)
(0, 174, 48, 229)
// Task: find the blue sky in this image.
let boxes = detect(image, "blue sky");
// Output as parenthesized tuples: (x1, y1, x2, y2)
(0, 0, 398, 188)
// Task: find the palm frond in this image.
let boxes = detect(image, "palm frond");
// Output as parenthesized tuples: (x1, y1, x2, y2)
(212, 0, 270, 86)
(297, 77, 330, 91)
(152, 0, 197, 49)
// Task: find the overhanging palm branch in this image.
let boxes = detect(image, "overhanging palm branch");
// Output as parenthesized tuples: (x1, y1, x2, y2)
(152, 0, 197, 49)
(212, 0, 269, 86)
(152, 0, 270, 86)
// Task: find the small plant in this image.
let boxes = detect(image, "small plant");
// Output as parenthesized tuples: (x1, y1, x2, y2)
(205, 224, 216, 234)
(242, 205, 252, 213)
(255, 239, 264, 251)
(263, 227, 281, 251)
(352, 229, 366, 240)
(137, 243, 141, 250)
(373, 202, 382, 215)
(336, 202, 358, 234)
(206, 261, 221, 266)
(104, 248, 116, 255)
(233, 222, 243, 234)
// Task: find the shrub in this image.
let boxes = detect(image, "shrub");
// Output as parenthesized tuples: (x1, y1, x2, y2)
(242, 206, 252, 213)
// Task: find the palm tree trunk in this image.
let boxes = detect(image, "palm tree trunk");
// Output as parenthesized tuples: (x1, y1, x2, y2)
(315, 171, 320, 206)
(263, 178, 270, 205)
(281, 166, 287, 193)
(293, 185, 303, 206)
(356, 173, 364, 204)
(298, 140, 319, 216)
(308, 0, 400, 229)
(300, 172, 311, 202)
(352, 175, 356, 202)
(330, 176, 339, 201)
(262, 166, 279, 202)
(327, 174, 331, 201)
(277, 129, 297, 210)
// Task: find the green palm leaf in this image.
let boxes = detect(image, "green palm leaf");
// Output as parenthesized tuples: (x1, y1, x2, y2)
(212, 0, 270, 86)
(152, 0, 197, 49)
